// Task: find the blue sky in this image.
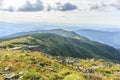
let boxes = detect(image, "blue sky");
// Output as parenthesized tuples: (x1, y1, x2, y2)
(0, 0, 120, 25)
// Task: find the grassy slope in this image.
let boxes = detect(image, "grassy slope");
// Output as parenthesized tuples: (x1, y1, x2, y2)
(0, 50, 120, 80)
(0, 50, 81, 80)
(0, 33, 120, 62)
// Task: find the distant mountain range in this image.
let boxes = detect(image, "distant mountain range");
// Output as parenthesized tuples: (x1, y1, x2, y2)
(1, 22, 120, 37)
(3, 29, 120, 48)
(0, 22, 63, 37)
(76, 29, 120, 48)
(0, 29, 120, 62)
(1, 29, 87, 41)
(99, 28, 120, 32)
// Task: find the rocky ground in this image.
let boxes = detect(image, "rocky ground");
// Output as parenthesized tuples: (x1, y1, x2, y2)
(0, 50, 120, 80)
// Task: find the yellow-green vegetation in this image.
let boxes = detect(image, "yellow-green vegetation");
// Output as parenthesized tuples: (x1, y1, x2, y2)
(0, 36, 32, 47)
(75, 59, 120, 80)
(0, 50, 84, 80)
(0, 50, 120, 80)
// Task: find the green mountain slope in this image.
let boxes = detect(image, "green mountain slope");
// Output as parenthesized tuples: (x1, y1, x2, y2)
(0, 33, 120, 62)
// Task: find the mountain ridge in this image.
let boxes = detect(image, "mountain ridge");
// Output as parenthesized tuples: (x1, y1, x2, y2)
(0, 33, 120, 62)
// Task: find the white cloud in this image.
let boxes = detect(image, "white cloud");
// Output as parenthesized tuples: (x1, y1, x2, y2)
(0, 0, 78, 12)
(88, 0, 120, 11)
(0, 0, 120, 25)
(18, 0, 44, 12)
(54, 2, 77, 11)
(110, 0, 120, 10)
(2, 0, 120, 12)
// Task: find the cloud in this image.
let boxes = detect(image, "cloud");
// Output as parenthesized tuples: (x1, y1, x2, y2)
(18, 0, 44, 12)
(90, 2, 107, 11)
(0, 0, 2, 5)
(110, 0, 120, 10)
(2, 6, 14, 12)
(1, 0, 120, 12)
(54, 2, 77, 11)
(18, 1, 77, 12)
(0, 0, 77, 12)
(89, 0, 120, 11)
(63, 3, 77, 11)
(45, 4, 52, 11)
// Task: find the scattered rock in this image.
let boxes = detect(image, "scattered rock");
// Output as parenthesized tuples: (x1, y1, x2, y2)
(39, 63, 45, 67)
(87, 68, 95, 73)
(4, 67, 10, 71)
(4, 73, 19, 80)
(85, 73, 106, 80)
(49, 68, 57, 72)
(103, 62, 113, 67)
(18, 71, 25, 75)
(19, 76, 23, 79)
(10, 45, 40, 51)
(90, 66, 100, 69)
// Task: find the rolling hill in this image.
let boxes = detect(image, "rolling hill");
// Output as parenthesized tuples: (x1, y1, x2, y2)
(0, 33, 120, 62)
(76, 29, 120, 48)
(1, 29, 87, 41)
